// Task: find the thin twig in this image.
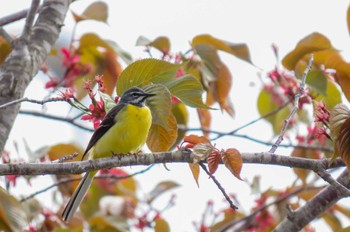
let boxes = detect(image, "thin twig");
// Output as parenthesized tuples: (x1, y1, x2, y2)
(198, 162, 238, 211)
(19, 110, 94, 132)
(52, 152, 79, 163)
(0, 6, 39, 26)
(212, 99, 292, 141)
(19, 109, 334, 152)
(0, 27, 14, 45)
(0, 97, 66, 110)
(20, 165, 155, 202)
(269, 54, 314, 153)
(21, 0, 40, 41)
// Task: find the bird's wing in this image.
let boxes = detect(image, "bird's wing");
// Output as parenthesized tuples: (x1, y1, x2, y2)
(81, 103, 125, 160)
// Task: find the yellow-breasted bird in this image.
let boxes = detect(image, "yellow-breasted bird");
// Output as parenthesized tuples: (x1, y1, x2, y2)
(62, 87, 155, 221)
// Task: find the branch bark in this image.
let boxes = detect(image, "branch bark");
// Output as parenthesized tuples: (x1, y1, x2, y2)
(0, 0, 71, 154)
(274, 169, 350, 232)
(0, 151, 344, 176)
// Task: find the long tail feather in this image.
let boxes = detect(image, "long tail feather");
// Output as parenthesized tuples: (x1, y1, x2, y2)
(62, 171, 94, 221)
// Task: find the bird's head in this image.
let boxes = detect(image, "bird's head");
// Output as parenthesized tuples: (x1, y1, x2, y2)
(119, 87, 155, 107)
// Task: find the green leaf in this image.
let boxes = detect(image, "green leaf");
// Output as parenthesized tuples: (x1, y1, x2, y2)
(99, 91, 117, 112)
(306, 70, 328, 96)
(257, 88, 291, 134)
(0, 187, 28, 232)
(315, 80, 341, 110)
(194, 44, 222, 81)
(72, 1, 108, 23)
(192, 34, 252, 64)
(143, 84, 172, 128)
(154, 74, 208, 108)
(257, 88, 278, 125)
(116, 58, 181, 96)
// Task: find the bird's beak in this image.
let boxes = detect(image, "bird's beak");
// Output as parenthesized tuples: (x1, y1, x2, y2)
(145, 92, 156, 98)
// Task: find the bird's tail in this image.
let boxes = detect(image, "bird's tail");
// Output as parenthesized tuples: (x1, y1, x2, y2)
(62, 171, 96, 221)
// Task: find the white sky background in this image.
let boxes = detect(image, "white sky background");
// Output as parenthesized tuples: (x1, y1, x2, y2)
(2, 0, 350, 231)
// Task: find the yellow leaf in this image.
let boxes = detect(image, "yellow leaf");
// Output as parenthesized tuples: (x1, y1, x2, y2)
(155, 218, 170, 232)
(0, 187, 28, 232)
(147, 113, 178, 152)
(222, 148, 243, 180)
(171, 102, 189, 150)
(189, 163, 200, 187)
(282, 32, 332, 70)
(322, 212, 342, 231)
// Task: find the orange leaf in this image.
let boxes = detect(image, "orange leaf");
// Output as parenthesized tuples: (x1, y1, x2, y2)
(0, 36, 12, 64)
(222, 148, 243, 180)
(197, 108, 211, 137)
(183, 134, 211, 146)
(189, 163, 200, 187)
(147, 114, 178, 152)
(207, 150, 221, 175)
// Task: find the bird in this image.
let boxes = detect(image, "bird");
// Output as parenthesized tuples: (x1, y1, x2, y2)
(62, 87, 155, 221)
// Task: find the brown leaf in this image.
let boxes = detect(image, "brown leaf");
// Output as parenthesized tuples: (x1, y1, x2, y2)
(336, 118, 350, 169)
(189, 163, 200, 187)
(222, 148, 243, 180)
(329, 104, 350, 161)
(102, 50, 122, 96)
(147, 181, 180, 204)
(207, 63, 234, 117)
(207, 150, 221, 175)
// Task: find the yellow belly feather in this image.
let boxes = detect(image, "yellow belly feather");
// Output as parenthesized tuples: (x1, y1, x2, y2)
(93, 104, 152, 159)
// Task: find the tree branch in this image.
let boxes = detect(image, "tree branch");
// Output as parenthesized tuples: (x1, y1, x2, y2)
(0, 0, 71, 154)
(274, 169, 350, 232)
(0, 151, 344, 176)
